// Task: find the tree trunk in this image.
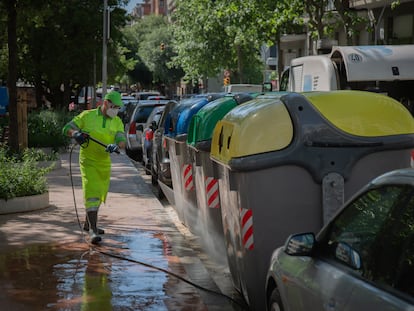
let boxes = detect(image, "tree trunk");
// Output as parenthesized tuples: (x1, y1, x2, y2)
(62, 81, 71, 109)
(237, 45, 243, 83)
(6, 0, 19, 153)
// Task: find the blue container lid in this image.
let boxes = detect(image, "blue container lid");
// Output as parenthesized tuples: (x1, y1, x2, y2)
(165, 93, 224, 138)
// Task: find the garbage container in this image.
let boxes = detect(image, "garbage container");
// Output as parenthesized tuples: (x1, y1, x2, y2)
(0, 87, 9, 116)
(164, 93, 223, 231)
(210, 90, 414, 311)
(186, 93, 257, 263)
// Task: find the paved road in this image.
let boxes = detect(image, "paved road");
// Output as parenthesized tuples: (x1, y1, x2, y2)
(0, 148, 248, 310)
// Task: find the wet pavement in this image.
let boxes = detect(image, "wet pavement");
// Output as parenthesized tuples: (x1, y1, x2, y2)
(0, 148, 248, 310)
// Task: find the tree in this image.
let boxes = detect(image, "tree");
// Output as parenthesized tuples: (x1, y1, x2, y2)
(171, 0, 281, 83)
(5, 0, 19, 152)
(1, 0, 130, 151)
(121, 15, 184, 93)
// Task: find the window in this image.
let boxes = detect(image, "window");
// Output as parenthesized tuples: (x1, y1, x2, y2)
(319, 185, 414, 296)
(134, 106, 156, 123)
(291, 65, 303, 92)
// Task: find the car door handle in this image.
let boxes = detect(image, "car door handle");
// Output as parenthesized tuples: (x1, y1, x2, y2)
(325, 298, 337, 311)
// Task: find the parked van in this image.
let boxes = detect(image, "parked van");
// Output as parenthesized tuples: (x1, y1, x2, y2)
(224, 84, 264, 93)
(280, 45, 414, 113)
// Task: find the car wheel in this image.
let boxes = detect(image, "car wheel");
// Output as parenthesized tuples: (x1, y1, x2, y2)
(151, 172, 158, 186)
(145, 163, 151, 175)
(151, 164, 158, 185)
(268, 288, 284, 311)
(126, 148, 140, 161)
(136, 151, 143, 162)
(156, 165, 165, 199)
(156, 184, 165, 199)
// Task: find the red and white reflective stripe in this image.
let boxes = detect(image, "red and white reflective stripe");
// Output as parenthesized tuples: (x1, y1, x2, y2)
(206, 177, 220, 209)
(241, 208, 254, 250)
(411, 150, 414, 168)
(183, 164, 194, 191)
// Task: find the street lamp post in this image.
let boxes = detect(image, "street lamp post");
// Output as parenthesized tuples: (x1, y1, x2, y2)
(102, 0, 108, 98)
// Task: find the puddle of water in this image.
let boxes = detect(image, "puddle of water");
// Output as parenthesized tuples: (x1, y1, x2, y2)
(0, 230, 205, 310)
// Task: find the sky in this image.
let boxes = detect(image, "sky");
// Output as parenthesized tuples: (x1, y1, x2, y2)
(124, 0, 143, 13)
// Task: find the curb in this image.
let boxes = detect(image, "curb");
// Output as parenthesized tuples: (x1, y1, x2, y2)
(0, 192, 49, 214)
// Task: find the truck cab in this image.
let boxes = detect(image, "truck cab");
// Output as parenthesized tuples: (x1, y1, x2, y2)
(281, 45, 414, 113)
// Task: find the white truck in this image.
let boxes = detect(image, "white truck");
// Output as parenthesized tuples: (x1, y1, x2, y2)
(224, 83, 265, 93)
(280, 45, 414, 113)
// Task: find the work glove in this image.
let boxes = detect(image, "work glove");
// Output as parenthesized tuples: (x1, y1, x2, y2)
(72, 131, 89, 145)
(105, 143, 120, 154)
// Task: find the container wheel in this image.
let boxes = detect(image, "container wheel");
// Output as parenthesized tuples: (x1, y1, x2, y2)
(268, 288, 284, 311)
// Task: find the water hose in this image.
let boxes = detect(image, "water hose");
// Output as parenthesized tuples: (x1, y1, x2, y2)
(68, 141, 249, 310)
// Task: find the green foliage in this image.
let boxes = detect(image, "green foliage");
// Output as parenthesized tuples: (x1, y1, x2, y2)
(121, 15, 184, 88)
(0, 145, 53, 200)
(20, 148, 59, 162)
(27, 109, 74, 150)
(171, 0, 293, 81)
(2, 0, 129, 106)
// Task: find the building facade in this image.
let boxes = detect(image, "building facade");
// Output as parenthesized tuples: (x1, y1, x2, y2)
(279, 0, 414, 71)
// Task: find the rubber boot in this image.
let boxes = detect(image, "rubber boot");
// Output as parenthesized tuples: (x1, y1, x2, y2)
(83, 215, 105, 234)
(86, 211, 102, 244)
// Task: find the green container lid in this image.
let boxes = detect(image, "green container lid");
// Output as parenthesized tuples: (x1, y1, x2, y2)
(186, 93, 256, 151)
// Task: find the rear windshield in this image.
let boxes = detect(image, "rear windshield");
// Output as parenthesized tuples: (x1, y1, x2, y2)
(153, 113, 162, 125)
(134, 106, 156, 123)
(138, 93, 160, 100)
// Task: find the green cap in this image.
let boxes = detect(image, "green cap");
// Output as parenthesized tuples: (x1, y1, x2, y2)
(104, 91, 123, 107)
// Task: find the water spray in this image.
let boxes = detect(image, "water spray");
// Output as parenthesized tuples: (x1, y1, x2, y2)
(67, 140, 249, 310)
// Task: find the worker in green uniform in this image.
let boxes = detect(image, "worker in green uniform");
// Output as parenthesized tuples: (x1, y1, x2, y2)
(63, 90, 126, 244)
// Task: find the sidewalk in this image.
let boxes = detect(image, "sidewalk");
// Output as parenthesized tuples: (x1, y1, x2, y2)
(0, 148, 243, 310)
(0, 149, 170, 248)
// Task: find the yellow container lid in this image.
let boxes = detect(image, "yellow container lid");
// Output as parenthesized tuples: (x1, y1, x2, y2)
(211, 97, 293, 164)
(211, 91, 414, 166)
(304, 90, 414, 137)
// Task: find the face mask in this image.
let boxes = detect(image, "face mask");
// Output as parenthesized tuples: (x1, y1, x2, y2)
(106, 108, 118, 118)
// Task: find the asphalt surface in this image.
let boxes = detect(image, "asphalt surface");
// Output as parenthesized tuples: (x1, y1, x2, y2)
(0, 147, 247, 310)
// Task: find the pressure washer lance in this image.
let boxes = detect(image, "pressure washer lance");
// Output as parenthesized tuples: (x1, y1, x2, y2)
(87, 135, 121, 154)
(75, 132, 125, 156)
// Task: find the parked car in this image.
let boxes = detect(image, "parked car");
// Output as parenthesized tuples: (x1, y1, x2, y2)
(140, 105, 165, 174)
(118, 96, 139, 125)
(151, 100, 179, 195)
(125, 99, 171, 161)
(133, 91, 161, 101)
(147, 95, 167, 100)
(265, 168, 414, 311)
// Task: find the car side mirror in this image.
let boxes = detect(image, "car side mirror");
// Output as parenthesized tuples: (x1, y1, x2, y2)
(284, 232, 315, 256)
(262, 82, 272, 92)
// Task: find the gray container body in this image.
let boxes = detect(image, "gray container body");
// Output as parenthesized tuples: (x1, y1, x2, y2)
(165, 135, 198, 232)
(213, 149, 412, 310)
(189, 147, 227, 265)
(210, 92, 414, 311)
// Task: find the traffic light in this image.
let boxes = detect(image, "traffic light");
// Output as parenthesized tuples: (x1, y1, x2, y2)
(224, 77, 230, 86)
(160, 43, 165, 51)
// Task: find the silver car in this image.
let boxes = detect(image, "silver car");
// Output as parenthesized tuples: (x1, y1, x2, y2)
(140, 105, 165, 174)
(266, 168, 414, 311)
(125, 99, 170, 161)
